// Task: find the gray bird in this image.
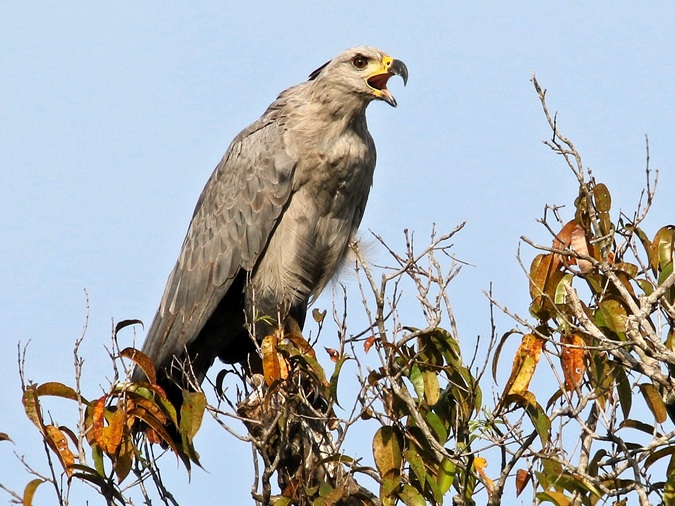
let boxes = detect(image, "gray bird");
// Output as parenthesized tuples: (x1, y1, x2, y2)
(137, 46, 408, 391)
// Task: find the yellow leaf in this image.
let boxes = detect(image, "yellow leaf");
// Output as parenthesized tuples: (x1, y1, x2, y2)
(503, 334, 544, 397)
(473, 457, 494, 494)
(261, 334, 288, 386)
(640, 383, 668, 423)
(45, 425, 75, 476)
(22, 478, 45, 506)
(372, 426, 403, 477)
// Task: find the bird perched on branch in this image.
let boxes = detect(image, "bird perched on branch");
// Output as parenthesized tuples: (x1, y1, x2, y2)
(136, 46, 408, 392)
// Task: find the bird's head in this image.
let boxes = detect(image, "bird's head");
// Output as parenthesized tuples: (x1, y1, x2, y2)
(308, 46, 408, 107)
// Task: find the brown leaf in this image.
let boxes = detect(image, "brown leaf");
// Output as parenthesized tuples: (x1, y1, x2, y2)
(324, 347, 339, 363)
(114, 319, 144, 337)
(364, 336, 376, 353)
(560, 334, 586, 391)
(515, 469, 531, 497)
(0, 432, 13, 443)
(120, 347, 156, 385)
(45, 425, 75, 476)
(553, 220, 593, 273)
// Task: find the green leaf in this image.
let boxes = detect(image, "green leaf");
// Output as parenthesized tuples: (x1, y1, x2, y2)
(596, 299, 628, 334)
(399, 484, 426, 506)
(425, 411, 448, 443)
(614, 364, 632, 419)
(408, 363, 425, 400)
(437, 457, 455, 495)
(536, 490, 572, 505)
(180, 391, 206, 441)
(554, 273, 574, 305)
(329, 355, 349, 407)
(403, 446, 426, 488)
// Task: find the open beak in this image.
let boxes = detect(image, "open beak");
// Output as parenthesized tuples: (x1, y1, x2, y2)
(367, 57, 408, 107)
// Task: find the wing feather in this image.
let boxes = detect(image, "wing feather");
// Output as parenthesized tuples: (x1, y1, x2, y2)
(140, 115, 295, 371)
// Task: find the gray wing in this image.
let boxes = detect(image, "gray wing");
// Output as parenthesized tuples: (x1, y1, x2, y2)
(140, 114, 296, 371)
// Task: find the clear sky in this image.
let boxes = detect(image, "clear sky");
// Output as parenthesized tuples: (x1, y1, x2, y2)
(1, 3, 673, 504)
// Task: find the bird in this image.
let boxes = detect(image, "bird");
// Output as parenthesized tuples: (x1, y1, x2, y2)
(135, 46, 408, 395)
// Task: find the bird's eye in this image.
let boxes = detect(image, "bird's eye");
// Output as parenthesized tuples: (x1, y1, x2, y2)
(352, 55, 368, 69)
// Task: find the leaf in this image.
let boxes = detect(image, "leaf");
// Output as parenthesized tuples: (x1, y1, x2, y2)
(425, 411, 447, 443)
(529, 254, 566, 318)
(120, 347, 156, 385)
(408, 363, 425, 400)
(560, 334, 585, 391)
(614, 364, 632, 419)
(537, 490, 572, 505)
(645, 445, 675, 469)
(114, 319, 144, 337)
(654, 225, 675, 272)
(593, 183, 613, 236)
(114, 435, 134, 482)
(261, 334, 288, 386)
(36, 382, 81, 402)
(364, 336, 376, 353)
(403, 446, 426, 488)
(45, 425, 75, 476)
(422, 369, 440, 406)
(399, 484, 426, 506)
(593, 183, 612, 212)
(437, 457, 455, 495)
(620, 419, 656, 436)
(22, 385, 44, 432)
(312, 308, 327, 323)
(552, 221, 593, 273)
(492, 329, 519, 383)
(180, 391, 207, 441)
(473, 457, 494, 495)
(515, 469, 531, 497)
(324, 347, 339, 363)
(596, 299, 628, 334)
(640, 383, 668, 423)
(100, 406, 125, 454)
(503, 334, 544, 397)
(22, 478, 45, 506)
(329, 354, 348, 407)
(0, 432, 13, 443)
(91, 395, 107, 447)
(372, 426, 403, 478)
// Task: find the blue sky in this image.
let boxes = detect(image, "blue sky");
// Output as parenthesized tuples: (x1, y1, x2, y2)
(1, 3, 673, 504)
